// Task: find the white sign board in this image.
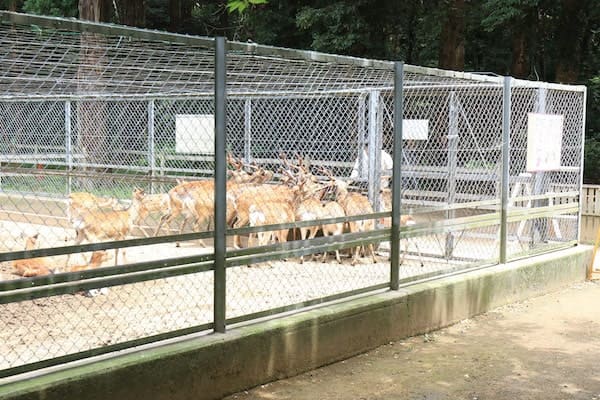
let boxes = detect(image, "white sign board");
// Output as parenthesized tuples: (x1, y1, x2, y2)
(175, 114, 215, 154)
(526, 113, 564, 172)
(402, 119, 429, 140)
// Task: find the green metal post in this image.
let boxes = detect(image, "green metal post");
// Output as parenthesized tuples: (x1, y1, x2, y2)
(390, 62, 404, 290)
(214, 36, 227, 333)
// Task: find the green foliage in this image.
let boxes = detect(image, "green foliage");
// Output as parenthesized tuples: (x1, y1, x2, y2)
(226, 0, 267, 14)
(584, 139, 600, 184)
(296, 2, 367, 55)
(584, 78, 600, 183)
(145, 0, 170, 30)
(22, 0, 77, 17)
(480, 0, 540, 31)
(587, 76, 600, 139)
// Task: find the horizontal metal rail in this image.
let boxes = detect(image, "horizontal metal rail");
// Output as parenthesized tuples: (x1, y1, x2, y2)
(0, 321, 214, 379)
(0, 258, 215, 304)
(227, 283, 390, 326)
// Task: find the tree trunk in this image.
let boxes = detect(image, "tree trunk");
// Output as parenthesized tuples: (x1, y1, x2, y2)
(511, 28, 529, 79)
(77, 0, 111, 190)
(78, 0, 111, 22)
(169, 0, 193, 32)
(509, 4, 538, 80)
(554, 0, 588, 83)
(115, 0, 146, 27)
(8, 0, 19, 11)
(404, 1, 420, 63)
(169, 0, 182, 32)
(438, 0, 465, 70)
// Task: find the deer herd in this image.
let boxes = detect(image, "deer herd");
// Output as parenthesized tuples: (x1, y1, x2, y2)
(11, 153, 423, 286)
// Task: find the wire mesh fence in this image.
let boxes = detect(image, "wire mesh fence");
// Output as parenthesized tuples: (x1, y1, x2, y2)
(0, 11, 586, 378)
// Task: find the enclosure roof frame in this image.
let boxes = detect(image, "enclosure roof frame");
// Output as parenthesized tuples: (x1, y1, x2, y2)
(0, 11, 586, 94)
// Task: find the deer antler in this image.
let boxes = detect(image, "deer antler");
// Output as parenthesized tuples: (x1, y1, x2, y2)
(227, 152, 243, 170)
(317, 166, 335, 179)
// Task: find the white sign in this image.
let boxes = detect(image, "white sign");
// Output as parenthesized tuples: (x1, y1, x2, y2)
(402, 119, 429, 140)
(175, 114, 215, 154)
(526, 113, 564, 172)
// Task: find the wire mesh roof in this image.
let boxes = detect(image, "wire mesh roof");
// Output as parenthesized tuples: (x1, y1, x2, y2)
(0, 11, 584, 101)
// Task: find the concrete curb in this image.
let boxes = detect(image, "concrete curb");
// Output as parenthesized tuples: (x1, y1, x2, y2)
(0, 245, 591, 400)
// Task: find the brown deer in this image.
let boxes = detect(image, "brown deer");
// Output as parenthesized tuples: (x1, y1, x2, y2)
(71, 189, 143, 266)
(12, 233, 55, 277)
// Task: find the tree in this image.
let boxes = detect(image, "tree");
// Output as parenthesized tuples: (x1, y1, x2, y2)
(296, 1, 388, 58)
(76, 0, 111, 189)
(5, 0, 21, 11)
(438, 0, 465, 70)
(78, 0, 109, 21)
(22, 0, 77, 16)
(553, 0, 590, 83)
(167, 0, 193, 32)
(226, 0, 267, 14)
(114, 0, 145, 27)
(480, 0, 540, 78)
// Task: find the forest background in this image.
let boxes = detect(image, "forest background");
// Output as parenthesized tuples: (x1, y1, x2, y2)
(1, 0, 598, 182)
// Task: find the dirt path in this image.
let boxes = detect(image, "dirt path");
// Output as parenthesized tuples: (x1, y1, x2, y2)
(225, 281, 600, 400)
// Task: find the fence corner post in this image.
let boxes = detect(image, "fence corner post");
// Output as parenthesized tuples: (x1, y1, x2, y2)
(499, 76, 511, 264)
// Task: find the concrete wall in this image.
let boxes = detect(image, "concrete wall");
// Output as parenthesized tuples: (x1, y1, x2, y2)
(0, 245, 591, 400)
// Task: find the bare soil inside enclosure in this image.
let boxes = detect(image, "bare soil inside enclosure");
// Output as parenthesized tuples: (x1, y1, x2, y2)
(225, 280, 600, 400)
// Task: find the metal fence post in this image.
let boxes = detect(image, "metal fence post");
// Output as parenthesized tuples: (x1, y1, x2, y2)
(148, 99, 156, 194)
(578, 89, 588, 245)
(390, 62, 404, 290)
(531, 88, 548, 245)
(499, 77, 511, 263)
(214, 36, 227, 333)
(445, 92, 459, 259)
(368, 90, 381, 209)
(244, 99, 251, 162)
(65, 100, 72, 195)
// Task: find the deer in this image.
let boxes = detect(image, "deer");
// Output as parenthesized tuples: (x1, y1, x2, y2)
(69, 250, 112, 297)
(70, 189, 143, 266)
(247, 202, 295, 247)
(331, 178, 378, 265)
(319, 200, 346, 263)
(69, 250, 110, 272)
(294, 196, 324, 263)
(184, 184, 237, 247)
(229, 183, 296, 249)
(290, 176, 335, 263)
(153, 180, 238, 247)
(398, 214, 424, 267)
(153, 154, 274, 247)
(12, 233, 55, 277)
(67, 192, 119, 225)
(379, 189, 424, 266)
(132, 188, 170, 237)
(153, 179, 215, 244)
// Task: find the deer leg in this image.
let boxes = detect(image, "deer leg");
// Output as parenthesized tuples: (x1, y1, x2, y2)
(307, 226, 319, 262)
(279, 229, 289, 262)
(369, 243, 378, 264)
(299, 227, 308, 264)
(233, 214, 249, 249)
(154, 211, 175, 237)
(411, 238, 424, 267)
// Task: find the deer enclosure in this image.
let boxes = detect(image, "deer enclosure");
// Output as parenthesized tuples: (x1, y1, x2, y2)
(0, 11, 586, 378)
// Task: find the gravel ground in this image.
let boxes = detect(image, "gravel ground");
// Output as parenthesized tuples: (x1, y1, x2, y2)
(225, 280, 600, 400)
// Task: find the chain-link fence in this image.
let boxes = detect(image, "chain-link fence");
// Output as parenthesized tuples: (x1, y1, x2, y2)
(0, 12, 586, 378)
